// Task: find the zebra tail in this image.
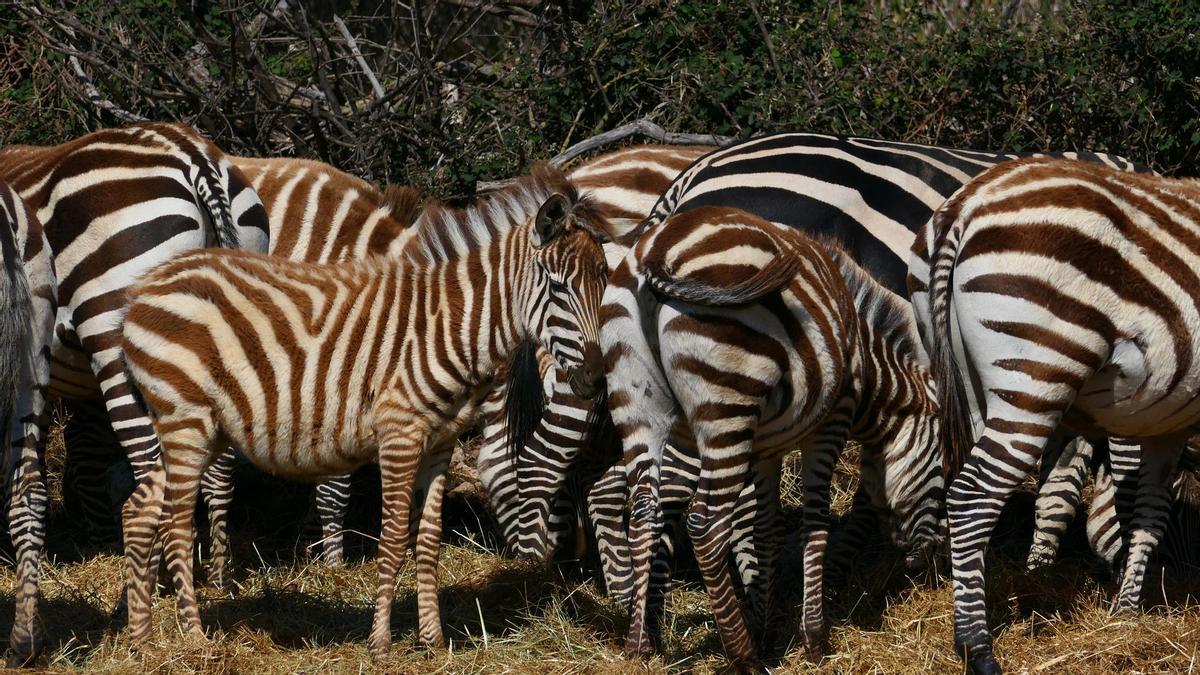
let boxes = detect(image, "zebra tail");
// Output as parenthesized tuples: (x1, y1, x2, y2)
(505, 340, 546, 461)
(644, 253, 802, 307)
(0, 228, 34, 446)
(191, 154, 241, 249)
(928, 203, 974, 480)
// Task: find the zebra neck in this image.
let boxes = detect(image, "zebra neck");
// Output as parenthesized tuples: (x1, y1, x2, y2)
(412, 225, 536, 389)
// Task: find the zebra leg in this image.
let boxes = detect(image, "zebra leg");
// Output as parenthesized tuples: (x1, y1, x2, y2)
(1112, 439, 1183, 614)
(796, 413, 852, 662)
(1106, 438, 1143, 565)
(949, 419, 1054, 675)
(516, 368, 595, 560)
(123, 457, 167, 647)
(368, 421, 424, 660)
(686, 446, 757, 671)
(63, 399, 124, 546)
(645, 442, 699, 625)
(5, 394, 49, 666)
(314, 475, 350, 565)
(476, 381, 522, 551)
(159, 425, 216, 637)
(199, 449, 236, 591)
(586, 460, 632, 601)
(737, 455, 784, 654)
(414, 452, 450, 648)
(1027, 436, 1092, 569)
(1086, 450, 1124, 567)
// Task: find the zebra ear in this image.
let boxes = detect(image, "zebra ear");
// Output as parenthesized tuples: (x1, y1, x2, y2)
(533, 193, 571, 247)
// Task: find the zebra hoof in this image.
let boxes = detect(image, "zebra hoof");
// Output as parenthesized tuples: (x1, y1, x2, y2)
(729, 654, 762, 674)
(803, 633, 827, 663)
(968, 651, 1002, 675)
(4, 636, 43, 668)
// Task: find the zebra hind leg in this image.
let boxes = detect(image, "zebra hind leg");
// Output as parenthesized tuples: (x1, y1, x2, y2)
(1027, 436, 1092, 570)
(948, 419, 1054, 675)
(5, 408, 50, 667)
(1112, 439, 1183, 614)
(199, 448, 237, 591)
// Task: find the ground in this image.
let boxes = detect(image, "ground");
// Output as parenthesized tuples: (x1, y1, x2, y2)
(2, 424, 1199, 673)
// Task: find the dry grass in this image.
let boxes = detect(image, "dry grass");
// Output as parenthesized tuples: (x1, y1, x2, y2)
(3, 432, 1200, 673)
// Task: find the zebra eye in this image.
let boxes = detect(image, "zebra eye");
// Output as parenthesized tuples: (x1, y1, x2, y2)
(548, 278, 567, 293)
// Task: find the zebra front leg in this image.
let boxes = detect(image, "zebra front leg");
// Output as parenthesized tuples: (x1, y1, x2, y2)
(586, 460, 632, 602)
(368, 418, 425, 660)
(314, 475, 351, 565)
(1112, 438, 1183, 614)
(5, 408, 49, 667)
(516, 370, 595, 560)
(199, 449, 236, 591)
(63, 399, 125, 546)
(1027, 436, 1092, 569)
(414, 452, 450, 648)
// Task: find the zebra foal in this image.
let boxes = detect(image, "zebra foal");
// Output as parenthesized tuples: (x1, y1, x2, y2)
(119, 170, 609, 658)
(915, 157, 1200, 674)
(603, 206, 942, 670)
(1, 183, 56, 667)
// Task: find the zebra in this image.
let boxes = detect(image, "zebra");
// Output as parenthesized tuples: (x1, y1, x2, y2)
(568, 133, 1148, 602)
(0, 182, 56, 668)
(915, 157, 1200, 674)
(602, 205, 942, 669)
(120, 167, 609, 659)
(473, 143, 715, 559)
(0, 123, 268, 666)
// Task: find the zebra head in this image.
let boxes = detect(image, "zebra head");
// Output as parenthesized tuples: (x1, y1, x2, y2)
(527, 193, 608, 399)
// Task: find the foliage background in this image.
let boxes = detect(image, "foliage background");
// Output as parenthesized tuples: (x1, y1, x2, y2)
(2, 0, 1198, 196)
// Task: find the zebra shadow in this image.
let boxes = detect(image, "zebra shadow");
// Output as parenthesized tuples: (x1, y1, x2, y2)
(0, 593, 114, 667)
(197, 558, 624, 651)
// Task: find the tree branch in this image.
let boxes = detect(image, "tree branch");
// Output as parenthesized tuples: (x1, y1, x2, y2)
(332, 14, 391, 111)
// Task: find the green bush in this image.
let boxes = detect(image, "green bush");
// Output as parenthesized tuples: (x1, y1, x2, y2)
(2, 1, 1198, 195)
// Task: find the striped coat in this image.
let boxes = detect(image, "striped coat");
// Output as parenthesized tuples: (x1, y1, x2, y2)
(0, 123, 267, 665)
(0, 182, 56, 667)
(916, 157, 1200, 674)
(120, 168, 608, 658)
(603, 206, 942, 669)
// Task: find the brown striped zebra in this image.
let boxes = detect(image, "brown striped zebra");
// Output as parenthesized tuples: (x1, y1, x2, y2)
(120, 168, 609, 658)
(602, 206, 942, 670)
(913, 157, 1200, 674)
(0, 123, 268, 666)
(0, 182, 56, 667)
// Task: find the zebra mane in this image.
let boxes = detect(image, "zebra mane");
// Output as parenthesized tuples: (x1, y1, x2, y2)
(379, 184, 426, 227)
(404, 164, 599, 265)
(822, 241, 923, 358)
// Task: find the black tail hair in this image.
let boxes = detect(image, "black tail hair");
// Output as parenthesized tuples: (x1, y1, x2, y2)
(505, 339, 545, 461)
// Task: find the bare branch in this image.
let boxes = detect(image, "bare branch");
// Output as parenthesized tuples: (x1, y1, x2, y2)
(548, 119, 734, 167)
(332, 14, 391, 111)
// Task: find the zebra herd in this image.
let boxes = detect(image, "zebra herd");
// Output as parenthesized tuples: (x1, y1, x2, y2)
(0, 123, 1196, 673)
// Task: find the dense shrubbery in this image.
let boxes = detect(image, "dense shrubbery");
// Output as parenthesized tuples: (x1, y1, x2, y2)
(2, 1, 1198, 195)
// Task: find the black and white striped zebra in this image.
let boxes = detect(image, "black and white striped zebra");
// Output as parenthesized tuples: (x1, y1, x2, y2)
(578, 133, 1146, 601)
(914, 156, 1200, 674)
(0, 182, 56, 667)
(601, 205, 942, 669)
(0, 123, 269, 665)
